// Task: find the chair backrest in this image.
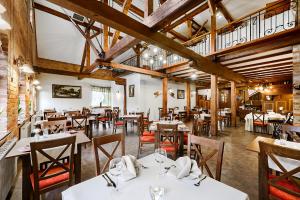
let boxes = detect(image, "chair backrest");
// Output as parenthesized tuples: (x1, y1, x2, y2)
(157, 123, 178, 149)
(30, 136, 76, 191)
(45, 112, 63, 120)
(187, 135, 224, 181)
(135, 112, 144, 118)
(64, 111, 81, 118)
(71, 115, 87, 130)
(252, 112, 265, 123)
(258, 141, 300, 199)
(192, 119, 204, 136)
(92, 134, 125, 175)
(43, 109, 56, 119)
(82, 107, 91, 116)
(42, 120, 67, 134)
(48, 116, 67, 121)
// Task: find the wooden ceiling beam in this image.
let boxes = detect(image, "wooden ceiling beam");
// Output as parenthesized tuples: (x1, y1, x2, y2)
(144, 0, 205, 32)
(207, 0, 216, 16)
(233, 62, 292, 72)
(48, 0, 245, 82)
(35, 58, 126, 83)
(169, 30, 189, 42)
(104, 0, 205, 61)
(95, 61, 167, 77)
(216, 1, 233, 22)
(158, 60, 189, 70)
(34, 2, 121, 39)
(166, 64, 190, 73)
(113, 0, 144, 18)
(110, 0, 133, 48)
(241, 68, 292, 75)
(226, 57, 292, 69)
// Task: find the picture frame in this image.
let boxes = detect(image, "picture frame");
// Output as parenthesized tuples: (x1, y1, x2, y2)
(177, 89, 185, 99)
(52, 84, 82, 98)
(129, 85, 135, 97)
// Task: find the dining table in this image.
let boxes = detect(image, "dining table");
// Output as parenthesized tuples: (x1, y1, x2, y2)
(5, 131, 91, 200)
(244, 112, 286, 134)
(119, 114, 142, 135)
(149, 120, 190, 156)
(62, 153, 250, 200)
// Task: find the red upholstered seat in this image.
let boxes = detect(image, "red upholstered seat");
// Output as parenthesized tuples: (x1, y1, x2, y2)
(254, 121, 267, 126)
(160, 142, 178, 152)
(98, 117, 109, 121)
(115, 121, 124, 126)
(140, 135, 155, 143)
(183, 132, 188, 145)
(269, 174, 300, 200)
(142, 131, 155, 137)
(30, 165, 70, 190)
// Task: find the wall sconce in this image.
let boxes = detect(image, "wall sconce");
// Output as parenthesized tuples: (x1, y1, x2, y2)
(154, 91, 161, 97)
(13, 56, 34, 74)
(0, 4, 11, 30)
(36, 85, 42, 90)
(32, 79, 40, 85)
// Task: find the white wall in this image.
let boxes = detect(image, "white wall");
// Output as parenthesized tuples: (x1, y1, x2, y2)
(37, 73, 124, 112)
(198, 89, 211, 100)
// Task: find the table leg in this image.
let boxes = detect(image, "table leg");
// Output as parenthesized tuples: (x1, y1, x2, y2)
(74, 144, 82, 184)
(179, 132, 184, 157)
(21, 155, 31, 200)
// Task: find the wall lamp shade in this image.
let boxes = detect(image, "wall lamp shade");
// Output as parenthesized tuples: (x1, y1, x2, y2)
(32, 79, 40, 85)
(0, 15, 11, 30)
(36, 85, 42, 90)
(20, 64, 34, 73)
(0, 4, 6, 14)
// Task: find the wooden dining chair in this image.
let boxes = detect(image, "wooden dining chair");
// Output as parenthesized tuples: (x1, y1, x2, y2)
(187, 135, 225, 181)
(45, 112, 63, 120)
(92, 134, 125, 175)
(71, 115, 87, 133)
(64, 111, 81, 118)
(258, 141, 300, 200)
(157, 123, 179, 160)
(112, 111, 124, 134)
(97, 109, 112, 128)
(30, 136, 76, 200)
(252, 112, 268, 134)
(42, 120, 67, 134)
(282, 125, 300, 142)
(137, 116, 155, 158)
(47, 116, 67, 121)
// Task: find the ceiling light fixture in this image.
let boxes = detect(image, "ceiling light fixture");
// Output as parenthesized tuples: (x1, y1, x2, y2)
(191, 73, 197, 79)
(20, 63, 34, 74)
(150, 59, 154, 64)
(153, 47, 158, 53)
(159, 56, 163, 61)
(163, 60, 167, 64)
(32, 79, 40, 85)
(143, 53, 149, 59)
(36, 85, 42, 90)
(173, 55, 178, 61)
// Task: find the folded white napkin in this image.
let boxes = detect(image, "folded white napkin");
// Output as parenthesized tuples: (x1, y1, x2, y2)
(109, 155, 138, 181)
(168, 156, 201, 179)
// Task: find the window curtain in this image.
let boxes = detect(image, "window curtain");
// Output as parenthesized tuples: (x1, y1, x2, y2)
(91, 86, 111, 107)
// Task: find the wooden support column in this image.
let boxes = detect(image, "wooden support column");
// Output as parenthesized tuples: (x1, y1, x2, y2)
(187, 20, 193, 39)
(209, 0, 216, 53)
(124, 84, 127, 114)
(162, 77, 168, 116)
(186, 82, 191, 115)
(144, 0, 153, 18)
(231, 81, 237, 127)
(210, 75, 218, 136)
(103, 0, 109, 51)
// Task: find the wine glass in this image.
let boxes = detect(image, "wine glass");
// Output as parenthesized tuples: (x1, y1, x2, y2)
(154, 148, 167, 175)
(43, 128, 49, 138)
(109, 158, 123, 191)
(279, 133, 288, 145)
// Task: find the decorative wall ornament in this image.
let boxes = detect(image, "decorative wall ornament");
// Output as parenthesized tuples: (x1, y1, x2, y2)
(154, 91, 161, 97)
(52, 84, 82, 98)
(129, 85, 135, 97)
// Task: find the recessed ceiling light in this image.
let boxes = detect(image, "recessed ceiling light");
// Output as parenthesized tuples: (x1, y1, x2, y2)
(159, 56, 163, 61)
(173, 55, 178, 61)
(163, 60, 167, 64)
(153, 48, 158, 53)
(191, 73, 197, 79)
(143, 53, 149, 59)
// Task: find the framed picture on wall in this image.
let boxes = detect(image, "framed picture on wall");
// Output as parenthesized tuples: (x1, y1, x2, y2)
(52, 84, 82, 98)
(177, 89, 185, 99)
(129, 85, 135, 97)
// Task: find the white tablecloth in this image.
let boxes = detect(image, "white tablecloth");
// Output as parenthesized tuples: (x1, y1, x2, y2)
(62, 154, 249, 200)
(244, 113, 286, 134)
(149, 120, 189, 132)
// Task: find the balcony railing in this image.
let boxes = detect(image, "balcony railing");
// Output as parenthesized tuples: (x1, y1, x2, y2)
(121, 0, 298, 70)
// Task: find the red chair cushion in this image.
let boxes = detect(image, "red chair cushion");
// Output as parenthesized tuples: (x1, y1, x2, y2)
(142, 131, 155, 136)
(140, 136, 155, 143)
(98, 117, 109, 121)
(269, 174, 300, 200)
(30, 165, 70, 190)
(254, 121, 268, 126)
(115, 121, 124, 126)
(160, 142, 178, 152)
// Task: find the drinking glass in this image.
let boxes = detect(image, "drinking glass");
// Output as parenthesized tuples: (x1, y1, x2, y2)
(154, 148, 167, 175)
(149, 186, 165, 200)
(279, 133, 288, 145)
(109, 158, 123, 191)
(43, 128, 49, 138)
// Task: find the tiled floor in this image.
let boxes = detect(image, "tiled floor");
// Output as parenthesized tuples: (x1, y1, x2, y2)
(8, 121, 268, 200)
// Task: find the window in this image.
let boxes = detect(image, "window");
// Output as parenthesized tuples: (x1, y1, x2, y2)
(91, 86, 111, 107)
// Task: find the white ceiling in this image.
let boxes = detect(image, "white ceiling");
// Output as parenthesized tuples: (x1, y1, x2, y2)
(35, 0, 277, 65)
